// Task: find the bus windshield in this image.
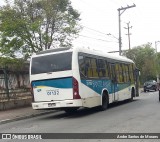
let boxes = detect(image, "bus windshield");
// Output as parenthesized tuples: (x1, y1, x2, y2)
(31, 52, 72, 75)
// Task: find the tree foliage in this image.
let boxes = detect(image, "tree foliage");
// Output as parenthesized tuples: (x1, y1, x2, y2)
(123, 43, 157, 83)
(0, 0, 81, 59)
(0, 57, 26, 71)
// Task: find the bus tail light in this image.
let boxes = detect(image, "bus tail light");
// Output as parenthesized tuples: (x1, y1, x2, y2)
(72, 77, 81, 99)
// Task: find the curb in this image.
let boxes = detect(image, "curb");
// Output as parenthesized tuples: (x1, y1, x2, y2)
(0, 110, 58, 125)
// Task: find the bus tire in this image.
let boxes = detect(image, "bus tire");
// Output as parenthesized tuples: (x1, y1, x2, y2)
(130, 88, 135, 101)
(100, 93, 109, 111)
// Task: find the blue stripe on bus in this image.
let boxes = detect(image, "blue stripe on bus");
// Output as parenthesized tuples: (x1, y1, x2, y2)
(81, 79, 112, 95)
(81, 79, 131, 95)
(31, 77, 72, 89)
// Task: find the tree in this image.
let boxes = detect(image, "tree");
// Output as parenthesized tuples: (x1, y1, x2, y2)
(123, 43, 157, 83)
(0, 57, 26, 71)
(0, 0, 81, 59)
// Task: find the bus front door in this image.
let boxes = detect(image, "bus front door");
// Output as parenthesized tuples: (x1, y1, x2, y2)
(110, 64, 118, 102)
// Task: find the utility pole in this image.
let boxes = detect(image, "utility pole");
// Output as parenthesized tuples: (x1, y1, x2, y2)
(118, 4, 136, 55)
(124, 22, 132, 50)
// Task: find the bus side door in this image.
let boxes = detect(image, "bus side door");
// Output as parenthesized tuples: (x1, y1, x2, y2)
(110, 64, 119, 101)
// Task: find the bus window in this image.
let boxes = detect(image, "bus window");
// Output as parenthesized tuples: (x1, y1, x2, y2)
(31, 52, 72, 74)
(125, 64, 129, 82)
(90, 58, 98, 78)
(97, 59, 106, 77)
(105, 61, 109, 78)
(109, 63, 116, 81)
(85, 57, 92, 78)
(108, 63, 112, 79)
(78, 55, 86, 78)
(119, 64, 124, 83)
(129, 64, 134, 83)
(108, 62, 115, 80)
(122, 64, 130, 83)
(122, 64, 127, 83)
(115, 63, 120, 83)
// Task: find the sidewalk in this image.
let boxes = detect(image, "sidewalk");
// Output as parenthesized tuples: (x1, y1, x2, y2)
(0, 106, 55, 124)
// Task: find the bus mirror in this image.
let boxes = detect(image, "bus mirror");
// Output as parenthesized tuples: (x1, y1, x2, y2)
(134, 68, 140, 76)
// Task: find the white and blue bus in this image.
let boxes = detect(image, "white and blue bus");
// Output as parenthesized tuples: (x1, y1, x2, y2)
(30, 47, 139, 113)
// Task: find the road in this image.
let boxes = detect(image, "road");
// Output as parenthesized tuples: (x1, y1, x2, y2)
(0, 91, 160, 142)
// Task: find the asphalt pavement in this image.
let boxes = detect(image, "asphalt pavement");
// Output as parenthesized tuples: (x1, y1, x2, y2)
(0, 106, 55, 124)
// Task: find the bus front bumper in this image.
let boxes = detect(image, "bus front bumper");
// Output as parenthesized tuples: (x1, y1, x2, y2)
(32, 99, 82, 110)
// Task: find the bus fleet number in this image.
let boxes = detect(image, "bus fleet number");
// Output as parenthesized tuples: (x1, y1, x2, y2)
(47, 90, 59, 95)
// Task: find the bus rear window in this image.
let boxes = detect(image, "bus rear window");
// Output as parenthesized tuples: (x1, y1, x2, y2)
(31, 52, 72, 74)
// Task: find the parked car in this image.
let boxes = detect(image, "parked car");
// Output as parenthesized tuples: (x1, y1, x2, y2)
(143, 80, 158, 92)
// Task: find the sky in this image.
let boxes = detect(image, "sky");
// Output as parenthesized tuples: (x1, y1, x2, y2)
(1, 0, 160, 53)
(70, 0, 160, 53)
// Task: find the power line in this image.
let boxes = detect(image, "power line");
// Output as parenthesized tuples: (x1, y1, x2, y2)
(82, 26, 119, 41)
(83, 26, 110, 36)
(79, 35, 118, 43)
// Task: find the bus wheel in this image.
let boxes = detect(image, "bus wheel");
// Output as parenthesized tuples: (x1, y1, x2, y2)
(63, 107, 79, 114)
(100, 93, 109, 111)
(130, 88, 135, 101)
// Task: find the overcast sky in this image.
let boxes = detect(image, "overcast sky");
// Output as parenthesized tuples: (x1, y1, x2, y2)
(1, 0, 160, 53)
(71, 0, 160, 52)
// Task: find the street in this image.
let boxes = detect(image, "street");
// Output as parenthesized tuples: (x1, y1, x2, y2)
(0, 91, 160, 142)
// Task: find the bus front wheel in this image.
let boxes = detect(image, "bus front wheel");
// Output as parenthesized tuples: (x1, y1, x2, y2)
(100, 93, 109, 111)
(130, 88, 135, 101)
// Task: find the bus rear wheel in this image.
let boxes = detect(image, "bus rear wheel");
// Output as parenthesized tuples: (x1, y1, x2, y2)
(100, 93, 109, 111)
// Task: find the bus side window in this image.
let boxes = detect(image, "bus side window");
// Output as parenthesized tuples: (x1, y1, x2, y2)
(105, 61, 109, 78)
(108, 63, 113, 79)
(122, 64, 130, 83)
(129, 64, 134, 83)
(97, 59, 106, 78)
(78, 55, 86, 78)
(115, 63, 120, 83)
(85, 57, 92, 78)
(125, 64, 129, 82)
(122, 64, 127, 83)
(90, 58, 98, 78)
(119, 65, 123, 82)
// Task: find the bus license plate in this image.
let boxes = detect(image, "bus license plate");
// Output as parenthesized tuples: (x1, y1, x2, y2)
(48, 103, 56, 107)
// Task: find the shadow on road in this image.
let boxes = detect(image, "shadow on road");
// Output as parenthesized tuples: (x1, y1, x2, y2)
(40, 99, 138, 120)
(109, 99, 137, 108)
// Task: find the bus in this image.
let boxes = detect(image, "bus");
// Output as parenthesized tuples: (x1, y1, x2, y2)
(30, 47, 139, 113)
